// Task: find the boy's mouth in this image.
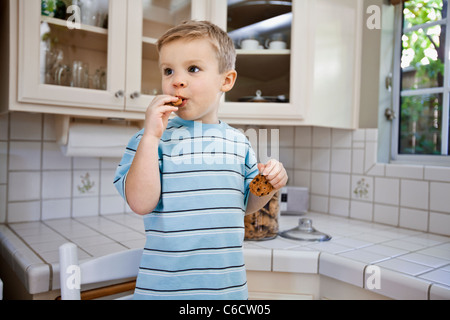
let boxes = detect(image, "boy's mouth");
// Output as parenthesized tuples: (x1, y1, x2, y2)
(176, 96, 188, 108)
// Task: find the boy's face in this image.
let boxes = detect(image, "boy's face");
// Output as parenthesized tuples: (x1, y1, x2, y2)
(159, 38, 236, 124)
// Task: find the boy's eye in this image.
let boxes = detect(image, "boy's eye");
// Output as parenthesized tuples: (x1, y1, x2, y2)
(188, 66, 200, 73)
(163, 68, 173, 76)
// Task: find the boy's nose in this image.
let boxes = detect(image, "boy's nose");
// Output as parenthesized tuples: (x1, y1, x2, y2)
(173, 79, 187, 88)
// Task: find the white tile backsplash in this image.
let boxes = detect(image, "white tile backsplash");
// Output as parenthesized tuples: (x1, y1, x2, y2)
(0, 113, 126, 223)
(331, 149, 352, 173)
(429, 212, 450, 236)
(311, 148, 330, 171)
(0, 142, 7, 184)
(0, 185, 6, 223)
(352, 129, 365, 142)
(278, 147, 294, 169)
(9, 141, 41, 171)
(364, 141, 378, 172)
(294, 126, 312, 147)
(351, 149, 365, 174)
(7, 201, 41, 222)
(374, 204, 399, 226)
(424, 166, 450, 182)
(42, 142, 71, 170)
(100, 170, 119, 196)
(43, 114, 56, 141)
(312, 127, 331, 147)
(294, 148, 311, 170)
(350, 200, 373, 221)
(1, 112, 450, 237)
(374, 177, 399, 206)
(0, 114, 8, 140)
(10, 113, 42, 141)
(400, 180, 429, 211)
(386, 164, 424, 180)
(311, 172, 329, 196)
(42, 199, 71, 220)
(8, 171, 41, 202)
(329, 198, 350, 217)
(331, 129, 352, 148)
(399, 208, 428, 232)
(42, 171, 72, 199)
(430, 182, 450, 213)
(73, 157, 100, 170)
(330, 173, 351, 198)
(72, 197, 99, 217)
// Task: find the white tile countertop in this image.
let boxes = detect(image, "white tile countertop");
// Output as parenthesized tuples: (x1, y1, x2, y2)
(0, 212, 449, 300)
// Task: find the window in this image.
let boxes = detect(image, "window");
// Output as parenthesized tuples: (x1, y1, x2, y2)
(392, 0, 450, 165)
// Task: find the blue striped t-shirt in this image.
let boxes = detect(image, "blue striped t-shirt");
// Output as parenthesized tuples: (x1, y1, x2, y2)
(114, 117, 259, 300)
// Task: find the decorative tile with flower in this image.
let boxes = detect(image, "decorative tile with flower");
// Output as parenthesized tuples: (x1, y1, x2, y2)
(77, 172, 95, 194)
(353, 178, 370, 199)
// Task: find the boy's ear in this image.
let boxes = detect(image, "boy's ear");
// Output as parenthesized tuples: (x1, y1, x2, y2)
(221, 70, 237, 93)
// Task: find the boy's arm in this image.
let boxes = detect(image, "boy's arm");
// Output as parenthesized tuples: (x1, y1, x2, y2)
(125, 95, 180, 215)
(245, 160, 288, 215)
(125, 134, 161, 215)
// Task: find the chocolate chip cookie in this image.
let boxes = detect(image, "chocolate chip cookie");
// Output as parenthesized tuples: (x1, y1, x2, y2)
(250, 174, 273, 197)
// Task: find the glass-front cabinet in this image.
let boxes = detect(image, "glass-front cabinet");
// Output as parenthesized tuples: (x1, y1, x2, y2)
(17, 0, 205, 117)
(226, 0, 292, 103)
(20, 0, 127, 112)
(213, 0, 308, 122)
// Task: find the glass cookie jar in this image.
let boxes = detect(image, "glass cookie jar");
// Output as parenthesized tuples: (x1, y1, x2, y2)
(244, 192, 280, 241)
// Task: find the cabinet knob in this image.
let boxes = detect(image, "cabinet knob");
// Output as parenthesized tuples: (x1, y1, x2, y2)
(130, 91, 141, 99)
(384, 108, 396, 121)
(115, 90, 124, 98)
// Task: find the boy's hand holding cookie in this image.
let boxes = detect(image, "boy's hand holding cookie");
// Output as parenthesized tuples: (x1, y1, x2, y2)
(250, 159, 288, 197)
(144, 95, 182, 139)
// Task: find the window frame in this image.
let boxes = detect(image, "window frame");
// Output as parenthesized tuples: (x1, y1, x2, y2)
(391, 1, 450, 166)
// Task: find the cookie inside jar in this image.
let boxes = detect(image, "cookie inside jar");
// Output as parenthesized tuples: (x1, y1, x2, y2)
(244, 192, 280, 241)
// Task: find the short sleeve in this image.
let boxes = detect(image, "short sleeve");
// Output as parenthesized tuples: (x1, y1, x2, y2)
(243, 142, 259, 208)
(113, 129, 144, 202)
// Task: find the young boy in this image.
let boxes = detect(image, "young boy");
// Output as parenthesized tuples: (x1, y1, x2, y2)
(114, 21, 288, 300)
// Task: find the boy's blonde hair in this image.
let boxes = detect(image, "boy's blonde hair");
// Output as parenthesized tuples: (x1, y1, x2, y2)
(157, 20, 236, 74)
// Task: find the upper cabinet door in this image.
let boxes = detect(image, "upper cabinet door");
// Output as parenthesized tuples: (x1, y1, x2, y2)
(18, 0, 128, 111)
(211, 0, 308, 122)
(307, 0, 363, 129)
(125, 0, 206, 112)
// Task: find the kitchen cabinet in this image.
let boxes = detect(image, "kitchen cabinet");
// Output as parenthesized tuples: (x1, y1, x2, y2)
(213, 0, 363, 128)
(3, 0, 207, 119)
(2, 0, 363, 128)
(212, 0, 306, 124)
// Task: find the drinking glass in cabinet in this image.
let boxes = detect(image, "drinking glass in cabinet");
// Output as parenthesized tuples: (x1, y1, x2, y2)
(39, 0, 110, 91)
(72, 61, 89, 88)
(77, 0, 109, 28)
(93, 67, 107, 90)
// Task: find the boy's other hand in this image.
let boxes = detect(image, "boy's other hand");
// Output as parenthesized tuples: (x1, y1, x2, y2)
(144, 95, 181, 139)
(257, 159, 288, 191)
